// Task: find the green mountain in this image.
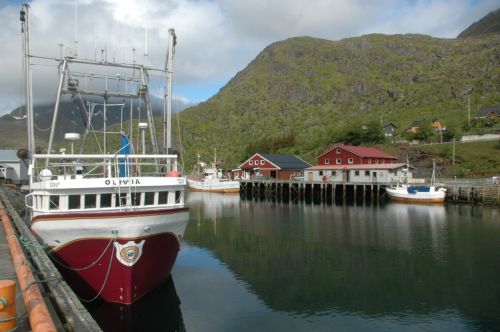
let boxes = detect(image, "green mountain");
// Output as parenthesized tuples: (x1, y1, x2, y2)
(177, 33, 500, 167)
(458, 8, 500, 38)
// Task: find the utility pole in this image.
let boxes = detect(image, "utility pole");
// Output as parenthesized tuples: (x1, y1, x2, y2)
(467, 95, 471, 125)
(452, 137, 455, 166)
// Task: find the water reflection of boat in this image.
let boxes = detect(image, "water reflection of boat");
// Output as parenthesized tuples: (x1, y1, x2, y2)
(187, 191, 240, 221)
(86, 276, 185, 332)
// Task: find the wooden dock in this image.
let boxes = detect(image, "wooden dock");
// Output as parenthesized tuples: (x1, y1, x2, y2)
(0, 188, 101, 332)
(239, 179, 500, 205)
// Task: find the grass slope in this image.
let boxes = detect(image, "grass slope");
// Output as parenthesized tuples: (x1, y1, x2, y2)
(177, 33, 500, 169)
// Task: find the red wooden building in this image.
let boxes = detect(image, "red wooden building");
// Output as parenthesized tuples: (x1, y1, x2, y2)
(317, 144, 397, 166)
(234, 153, 311, 180)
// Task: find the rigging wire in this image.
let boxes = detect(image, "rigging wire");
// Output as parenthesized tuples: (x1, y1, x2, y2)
(173, 76, 185, 171)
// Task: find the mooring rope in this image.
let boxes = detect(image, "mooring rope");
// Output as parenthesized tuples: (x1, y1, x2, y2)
(77, 238, 116, 303)
(48, 232, 117, 271)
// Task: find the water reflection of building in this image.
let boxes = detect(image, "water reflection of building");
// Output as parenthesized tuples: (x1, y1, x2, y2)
(85, 276, 185, 332)
(187, 191, 240, 221)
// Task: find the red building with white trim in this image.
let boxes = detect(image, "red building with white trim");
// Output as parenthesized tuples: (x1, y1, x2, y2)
(234, 153, 311, 180)
(317, 144, 397, 166)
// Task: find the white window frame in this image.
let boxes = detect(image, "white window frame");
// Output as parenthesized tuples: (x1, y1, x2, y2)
(348, 158, 354, 164)
(325, 159, 330, 165)
(249, 160, 253, 165)
(260, 160, 265, 165)
(336, 158, 341, 164)
(336, 149, 341, 154)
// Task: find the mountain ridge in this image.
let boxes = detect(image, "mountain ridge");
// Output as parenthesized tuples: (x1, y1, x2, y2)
(458, 8, 500, 38)
(177, 32, 500, 166)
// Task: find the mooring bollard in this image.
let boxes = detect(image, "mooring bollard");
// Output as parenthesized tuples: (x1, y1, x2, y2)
(0, 279, 16, 332)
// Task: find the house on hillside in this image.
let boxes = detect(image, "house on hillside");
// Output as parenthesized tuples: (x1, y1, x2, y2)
(477, 104, 500, 118)
(431, 118, 446, 132)
(406, 120, 423, 134)
(0, 150, 28, 184)
(234, 153, 311, 180)
(383, 123, 397, 137)
(316, 144, 398, 166)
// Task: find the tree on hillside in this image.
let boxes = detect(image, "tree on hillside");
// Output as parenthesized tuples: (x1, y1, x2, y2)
(337, 121, 385, 145)
(408, 123, 434, 141)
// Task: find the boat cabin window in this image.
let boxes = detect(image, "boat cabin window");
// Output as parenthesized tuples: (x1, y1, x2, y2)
(365, 171, 370, 176)
(68, 195, 81, 210)
(131, 192, 141, 206)
(116, 193, 128, 207)
(145, 192, 155, 205)
(175, 191, 182, 204)
(101, 194, 112, 208)
(49, 195, 59, 210)
(158, 191, 168, 205)
(85, 194, 97, 209)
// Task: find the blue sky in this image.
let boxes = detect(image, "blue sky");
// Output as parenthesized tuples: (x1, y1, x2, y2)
(0, 0, 499, 114)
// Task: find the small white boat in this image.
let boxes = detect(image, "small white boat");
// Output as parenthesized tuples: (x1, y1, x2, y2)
(187, 151, 240, 193)
(386, 160, 447, 204)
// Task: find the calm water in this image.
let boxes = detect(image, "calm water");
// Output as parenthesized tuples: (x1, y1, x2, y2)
(89, 192, 500, 332)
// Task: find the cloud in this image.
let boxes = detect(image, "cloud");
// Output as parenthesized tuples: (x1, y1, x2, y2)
(0, 0, 498, 116)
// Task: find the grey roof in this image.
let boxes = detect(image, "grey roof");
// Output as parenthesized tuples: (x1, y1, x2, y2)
(259, 153, 311, 170)
(477, 104, 500, 117)
(0, 150, 19, 162)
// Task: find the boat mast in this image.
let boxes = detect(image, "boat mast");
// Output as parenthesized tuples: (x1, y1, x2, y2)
(431, 159, 436, 185)
(46, 59, 68, 162)
(164, 29, 176, 154)
(20, 4, 35, 162)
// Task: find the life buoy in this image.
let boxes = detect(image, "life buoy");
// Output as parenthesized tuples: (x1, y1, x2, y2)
(166, 170, 180, 177)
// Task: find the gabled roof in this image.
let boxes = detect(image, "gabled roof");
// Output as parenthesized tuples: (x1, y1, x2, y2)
(383, 122, 396, 129)
(409, 120, 423, 127)
(259, 153, 311, 170)
(306, 163, 408, 171)
(239, 153, 311, 170)
(477, 104, 500, 117)
(0, 150, 19, 162)
(317, 144, 397, 160)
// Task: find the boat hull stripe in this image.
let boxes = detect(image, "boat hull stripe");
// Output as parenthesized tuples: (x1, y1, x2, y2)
(32, 207, 189, 223)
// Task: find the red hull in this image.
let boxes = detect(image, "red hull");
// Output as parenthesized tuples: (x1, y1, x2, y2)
(51, 232, 181, 304)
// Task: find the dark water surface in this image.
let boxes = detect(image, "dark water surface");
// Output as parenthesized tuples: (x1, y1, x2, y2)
(90, 192, 500, 331)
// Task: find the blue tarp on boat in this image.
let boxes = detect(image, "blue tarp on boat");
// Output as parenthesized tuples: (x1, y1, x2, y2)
(407, 186, 430, 194)
(118, 134, 130, 177)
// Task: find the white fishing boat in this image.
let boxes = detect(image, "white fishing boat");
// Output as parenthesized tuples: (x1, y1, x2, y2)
(386, 160, 446, 204)
(20, 4, 188, 304)
(187, 151, 240, 193)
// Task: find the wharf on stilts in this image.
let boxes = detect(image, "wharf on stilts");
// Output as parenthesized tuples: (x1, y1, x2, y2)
(239, 179, 385, 205)
(239, 179, 500, 205)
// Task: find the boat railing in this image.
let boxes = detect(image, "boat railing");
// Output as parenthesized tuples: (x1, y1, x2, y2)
(30, 154, 182, 181)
